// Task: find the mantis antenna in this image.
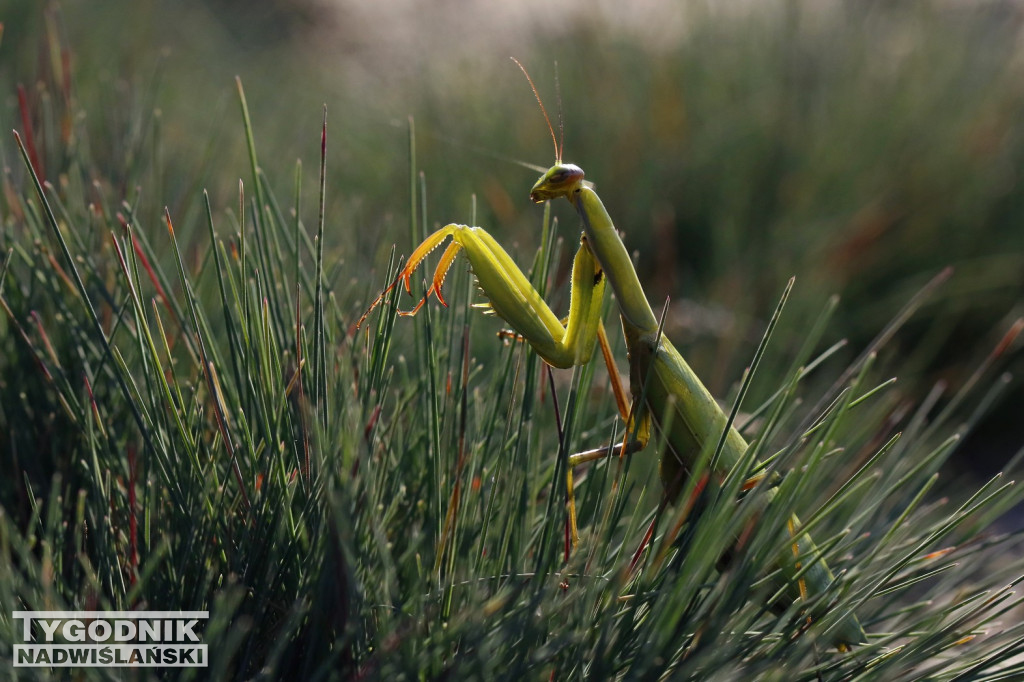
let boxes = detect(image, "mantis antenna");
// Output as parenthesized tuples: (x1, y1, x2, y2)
(554, 62, 564, 161)
(511, 57, 563, 163)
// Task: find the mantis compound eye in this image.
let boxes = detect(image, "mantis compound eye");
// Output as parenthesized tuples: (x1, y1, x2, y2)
(550, 164, 584, 184)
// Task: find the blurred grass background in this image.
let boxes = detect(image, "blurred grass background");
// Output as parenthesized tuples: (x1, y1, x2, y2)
(1, 1, 1023, 677)
(5, 0, 1018, 473)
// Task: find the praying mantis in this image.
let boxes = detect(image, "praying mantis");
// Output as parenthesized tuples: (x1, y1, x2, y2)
(358, 64, 867, 650)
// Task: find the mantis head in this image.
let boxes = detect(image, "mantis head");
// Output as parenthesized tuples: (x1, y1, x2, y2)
(530, 163, 586, 203)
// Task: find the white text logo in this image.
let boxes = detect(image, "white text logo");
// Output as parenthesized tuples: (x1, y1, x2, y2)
(13, 611, 208, 668)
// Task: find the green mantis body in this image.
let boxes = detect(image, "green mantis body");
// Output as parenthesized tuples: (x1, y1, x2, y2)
(360, 160, 866, 650)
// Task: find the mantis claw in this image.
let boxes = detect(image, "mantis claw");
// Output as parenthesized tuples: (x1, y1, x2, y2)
(357, 226, 466, 328)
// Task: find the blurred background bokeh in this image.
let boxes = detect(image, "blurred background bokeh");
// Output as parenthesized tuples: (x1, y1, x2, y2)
(3, 0, 1022, 483)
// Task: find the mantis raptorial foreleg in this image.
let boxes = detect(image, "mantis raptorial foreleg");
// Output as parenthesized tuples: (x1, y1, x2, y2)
(359, 224, 606, 371)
